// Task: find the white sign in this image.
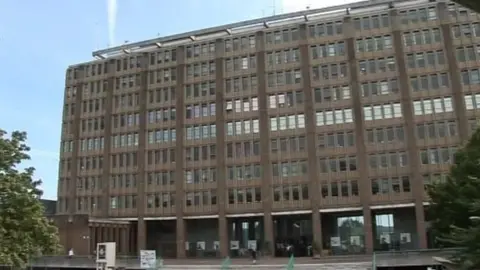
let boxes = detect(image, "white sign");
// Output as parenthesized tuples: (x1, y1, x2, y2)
(350, 236, 361, 246)
(196, 241, 206, 250)
(96, 242, 116, 268)
(140, 250, 156, 269)
(380, 233, 391, 244)
(330, 237, 341, 247)
(230, 240, 239, 250)
(400, 233, 411, 243)
(213, 241, 220, 250)
(248, 240, 257, 251)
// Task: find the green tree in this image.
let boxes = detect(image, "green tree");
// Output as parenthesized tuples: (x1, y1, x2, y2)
(0, 130, 61, 268)
(427, 128, 480, 269)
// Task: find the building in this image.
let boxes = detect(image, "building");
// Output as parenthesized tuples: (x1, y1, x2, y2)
(57, 0, 480, 259)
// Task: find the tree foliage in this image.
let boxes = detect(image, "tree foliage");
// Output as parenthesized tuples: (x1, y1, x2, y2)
(0, 130, 60, 268)
(427, 128, 480, 269)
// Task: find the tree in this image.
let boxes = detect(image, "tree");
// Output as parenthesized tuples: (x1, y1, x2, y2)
(0, 129, 60, 268)
(427, 128, 480, 269)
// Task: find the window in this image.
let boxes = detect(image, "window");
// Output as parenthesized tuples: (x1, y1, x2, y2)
(416, 121, 457, 139)
(314, 85, 350, 102)
(403, 28, 442, 46)
(368, 152, 408, 169)
(317, 131, 355, 148)
(186, 42, 215, 58)
(406, 50, 445, 68)
(268, 91, 303, 108)
(452, 23, 480, 38)
(366, 126, 405, 143)
(267, 69, 301, 87)
(359, 57, 396, 75)
(363, 103, 402, 121)
(316, 109, 353, 126)
(185, 124, 216, 140)
(464, 94, 480, 110)
(186, 62, 215, 77)
(356, 35, 392, 52)
(225, 55, 256, 72)
(371, 176, 411, 195)
(225, 97, 258, 113)
(321, 180, 359, 198)
(226, 141, 260, 158)
(112, 133, 139, 148)
(398, 7, 437, 24)
(226, 119, 259, 136)
(456, 45, 480, 62)
(224, 35, 256, 52)
(312, 63, 348, 81)
(272, 160, 308, 177)
(267, 48, 300, 65)
(185, 103, 215, 119)
(410, 73, 449, 91)
(185, 81, 216, 99)
(185, 168, 216, 184)
(308, 21, 343, 37)
(318, 156, 357, 173)
(310, 42, 345, 58)
(353, 14, 390, 30)
(271, 136, 306, 153)
(420, 147, 457, 164)
(225, 75, 257, 94)
(361, 79, 398, 97)
(270, 114, 305, 131)
(461, 69, 480, 85)
(147, 129, 176, 144)
(413, 97, 453, 115)
(265, 28, 300, 44)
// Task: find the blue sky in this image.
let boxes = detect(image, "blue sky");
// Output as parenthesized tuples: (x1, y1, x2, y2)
(0, 0, 356, 199)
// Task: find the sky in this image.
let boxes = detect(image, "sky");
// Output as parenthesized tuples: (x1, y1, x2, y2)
(0, 0, 360, 200)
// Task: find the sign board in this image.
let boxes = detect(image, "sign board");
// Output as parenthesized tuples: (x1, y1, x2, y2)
(96, 242, 116, 267)
(213, 241, 220, 250)
(247, 240, 257, 251)
(140, 250, 156, 269)
(230, 240, 239, 250)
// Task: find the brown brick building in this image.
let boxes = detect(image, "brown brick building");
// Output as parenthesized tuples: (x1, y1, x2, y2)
(57, 0, 480, 259)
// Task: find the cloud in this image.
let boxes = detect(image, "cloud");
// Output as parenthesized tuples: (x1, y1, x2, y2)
(280, 0, 362, 13)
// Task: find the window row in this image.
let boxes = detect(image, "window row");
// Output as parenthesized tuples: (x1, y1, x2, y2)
(144, 193, 175, 208)
(314, 85, 351, 103)
(410, 73, 449, 92)
(368, 152, 408, 169)
(271, 136, 306, 153)
(359, 57, 396, 75)
(267, 69, 302, 87)
(185, 190, 217, 206)
(465, 94, 480, 110)
(228, 188, 262, 204)
(366, 126, 404, 144)
(420, 147, 457, 165)
(148, 87, 176, 104)
(363, 103, 402, 121)
(110, 195, 139, 209)
(416, 121, 458, 140)
(265, 28, 300, 45)
(79, 137, 105, 151)
(81, 118, 105, 133)
(225, 35, 256, 52)
(186, 145, 217, 161)
(361, 79, 398, 97)
(272, 160, 308, 177)
(353, 14, 390, 30)
(456, 45, 480, 62)
(113, 94, 139, 109)
(270, 115, 305, 131)
(321, 180, 359, 198)
(186, 124, 217, 140)
(225, 55, 256, 72)
(310, 42, 345, 58)
(186, 62, 215, 78)
(185, 168, 217, 184)
(406, 50, 445, 69)
(273, 185, 309, 201)
(112, 113, 140, 128)
(226, 141, 260, 158)
(225, 75, 257, 94)
(185, 81, 216, 99)
(186, 103, 216, 119)
(227, 164, 262, 181)
(110, 174, 137, 189)
(402, 28, 441, 46)
(413, 97, 453, 116)
(312, 63, 348, 81)
(147, 129, 177, 144)
(112, 133, 139, 148)
(267, 48, 300, 65)
(111, 152, 137, 168)
(226, 97, 258, 113)
(226, 119, 260, 136)
(186, 42, 215, 58)
(356, 35, 392, 53)
(318, 156, 357, 173)
(317, 131, 355, 148)
(268, 91, 304, 108)
(146, 149, 176, 165)
(82, 98, 105, 114)
(78, 156, 104, 170)
(147, 108, 176, 123)
(371, 176, 411, 195)
(147, 171, 176, 186)
(461, 69, 480, 85)
(76, 176, 101, 190)
(316, 109, 353, 126)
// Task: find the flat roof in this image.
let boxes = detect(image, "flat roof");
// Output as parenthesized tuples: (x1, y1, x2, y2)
(88, 0, 439, 60)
